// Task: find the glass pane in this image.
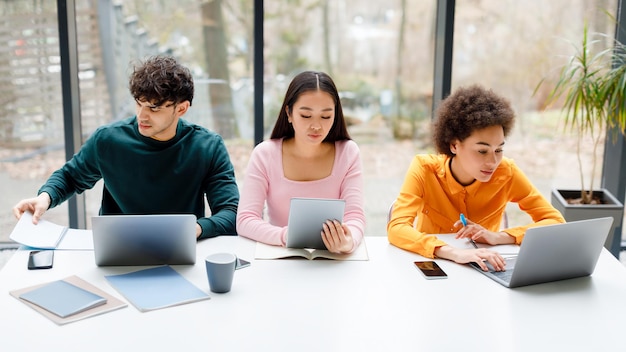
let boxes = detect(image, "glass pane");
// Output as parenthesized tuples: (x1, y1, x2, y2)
(73, 0, 255, 225)
(0, 0, 257, 239)
(2, 0, 620, 246)
(453, 0, 618, 227)
(264, 0, 437, 235)
(0, 1, 69, 244)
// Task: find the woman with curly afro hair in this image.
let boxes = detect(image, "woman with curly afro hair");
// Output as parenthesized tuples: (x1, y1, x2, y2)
(387, 85, 564, 272)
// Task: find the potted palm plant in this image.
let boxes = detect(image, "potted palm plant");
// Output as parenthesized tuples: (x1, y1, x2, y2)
(537, 22, 626, 249)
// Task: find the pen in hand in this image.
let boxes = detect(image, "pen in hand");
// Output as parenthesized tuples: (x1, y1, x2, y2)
(460, 213, 478, 249)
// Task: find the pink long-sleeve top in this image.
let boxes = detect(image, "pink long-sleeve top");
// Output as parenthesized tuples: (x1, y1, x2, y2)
(236, 138, 365, 251)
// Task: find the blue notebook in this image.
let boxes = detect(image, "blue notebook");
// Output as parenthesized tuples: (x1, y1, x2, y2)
(105, 266, 210, 312)
(19, 280, 107, 318)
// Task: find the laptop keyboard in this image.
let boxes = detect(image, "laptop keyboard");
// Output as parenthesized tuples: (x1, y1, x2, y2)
(472, 257, 517, 283)
(490, 269, 514, 283)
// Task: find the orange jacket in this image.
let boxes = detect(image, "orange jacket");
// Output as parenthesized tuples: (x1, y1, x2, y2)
(387, 154, 565, 258)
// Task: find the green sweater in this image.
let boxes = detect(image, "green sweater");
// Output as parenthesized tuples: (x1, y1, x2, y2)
(39, 117, 239, 239)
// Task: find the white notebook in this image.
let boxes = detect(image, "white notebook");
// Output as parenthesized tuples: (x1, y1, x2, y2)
(9, 212, 68, 249)
(255, 241, 369, 261)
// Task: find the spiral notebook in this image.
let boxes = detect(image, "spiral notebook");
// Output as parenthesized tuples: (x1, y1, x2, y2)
(9, 212, 68, 249)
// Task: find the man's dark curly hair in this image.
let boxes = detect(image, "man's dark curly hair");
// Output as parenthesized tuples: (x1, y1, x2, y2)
(432, 84, 515, 156)
(129, 55, 194, 106)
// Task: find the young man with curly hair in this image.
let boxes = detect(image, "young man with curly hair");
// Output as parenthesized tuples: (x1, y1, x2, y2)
(387, 85, 564, 271)
(13, 56, 239, 240)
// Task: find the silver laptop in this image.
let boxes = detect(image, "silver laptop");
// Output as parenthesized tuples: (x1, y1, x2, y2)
(471, 217, 614, 288)
(286, 198, 345, 250)
(92, 214, 197, 266)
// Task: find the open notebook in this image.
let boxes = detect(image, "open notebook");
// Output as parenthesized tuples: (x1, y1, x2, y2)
(255, 240, 369, 261)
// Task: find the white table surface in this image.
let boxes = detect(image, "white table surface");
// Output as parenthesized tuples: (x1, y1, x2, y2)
(1, 235, 626, 352)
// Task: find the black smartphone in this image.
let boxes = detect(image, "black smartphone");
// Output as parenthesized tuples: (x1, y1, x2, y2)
(414, 261, 447, 279)
(27, 250, 54, 270)
(236, 258, 251, 270)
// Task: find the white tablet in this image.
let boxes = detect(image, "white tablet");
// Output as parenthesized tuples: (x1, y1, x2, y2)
(285, 198, 346, 250)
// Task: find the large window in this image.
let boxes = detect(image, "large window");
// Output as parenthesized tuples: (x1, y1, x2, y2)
(453, 0, 617, 226)
(262, 1, 437, 234)
(0, 1, 69, 236)
(0, 0, 621, 244)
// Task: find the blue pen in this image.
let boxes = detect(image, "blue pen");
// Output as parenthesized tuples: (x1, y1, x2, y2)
(460, 213, 478, 249)
(460, 213, 467, 227)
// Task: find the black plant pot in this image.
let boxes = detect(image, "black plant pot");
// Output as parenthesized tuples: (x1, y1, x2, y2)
(551, 188, 624, 251)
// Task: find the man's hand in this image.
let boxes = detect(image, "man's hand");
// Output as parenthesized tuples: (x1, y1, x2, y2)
(13, 193, 51, 224)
